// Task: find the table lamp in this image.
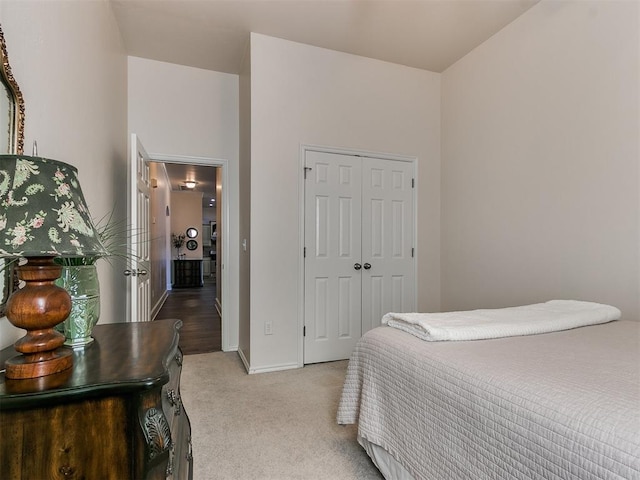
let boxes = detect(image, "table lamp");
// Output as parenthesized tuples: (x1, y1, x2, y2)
(0, 155, 106, 379)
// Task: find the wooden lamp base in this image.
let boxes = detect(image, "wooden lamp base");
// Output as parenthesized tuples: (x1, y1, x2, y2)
(4, 256, 73, 380)
(5, 348, 72, 379)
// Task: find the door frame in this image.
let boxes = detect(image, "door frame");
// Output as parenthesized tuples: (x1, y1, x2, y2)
(150, 153, 233, 351)
(298, 144, 419, 367)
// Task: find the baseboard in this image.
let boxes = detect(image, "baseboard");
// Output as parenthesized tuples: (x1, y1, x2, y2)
(215, 297, 222, 317)
(237, 348, 250, 373)
(151, 291, 169, 321)
(247, 361, 300, 375)
(237, 345, 300, 375)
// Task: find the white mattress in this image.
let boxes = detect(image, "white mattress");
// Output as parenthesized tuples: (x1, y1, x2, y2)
(337, 321, 640, 480)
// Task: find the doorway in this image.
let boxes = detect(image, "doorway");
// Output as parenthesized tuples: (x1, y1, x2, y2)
(302, 147, 416, 364)
(149, 154, 231, 353)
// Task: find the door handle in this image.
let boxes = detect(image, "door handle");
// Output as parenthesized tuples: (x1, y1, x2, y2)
(124, 269, 148, 277)
(354, 263, 362, 270)
(363, 263, 371, 270)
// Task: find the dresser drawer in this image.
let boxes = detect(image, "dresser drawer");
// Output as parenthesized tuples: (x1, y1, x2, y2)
(162, 347, 184, 424)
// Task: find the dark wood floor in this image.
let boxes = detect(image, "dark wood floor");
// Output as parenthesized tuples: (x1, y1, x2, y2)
(155, 276, 221, 355)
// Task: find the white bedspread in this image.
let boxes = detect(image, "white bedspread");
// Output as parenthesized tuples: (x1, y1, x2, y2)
(337, 321, 640, 480)
(382, 300, 621, 341)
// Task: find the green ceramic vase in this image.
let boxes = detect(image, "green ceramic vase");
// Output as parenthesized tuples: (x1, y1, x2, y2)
(55, 265, 101, 348)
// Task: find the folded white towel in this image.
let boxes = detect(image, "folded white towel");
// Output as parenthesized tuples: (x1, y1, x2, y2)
(382, 300, 621, 342)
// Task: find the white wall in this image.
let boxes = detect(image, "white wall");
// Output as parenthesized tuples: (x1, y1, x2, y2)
(170, 191, 203, 260)
(248, 33, 441, 372)
(0, 0, 127, 348)
(4, 0, 630, 361)
(238, 43, 251, 364)
(128, 56, 240, 348)
(127, 57, 238, 161)
(149, 161, 171, 316)
(441, 0, 640, 319)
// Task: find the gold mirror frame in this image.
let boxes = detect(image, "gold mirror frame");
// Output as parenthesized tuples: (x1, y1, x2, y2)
(0, 25, 24, 154)
(0, 24, 25, 316)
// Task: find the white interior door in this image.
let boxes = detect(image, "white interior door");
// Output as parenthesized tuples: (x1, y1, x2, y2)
(304, 151, 362, 364)
(127, 133, 151, 322)
(304, 150, 415, 364)
(361, 158, 415, 333)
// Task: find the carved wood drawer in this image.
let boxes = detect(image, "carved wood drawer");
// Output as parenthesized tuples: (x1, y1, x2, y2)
(0, 319, 193, 480)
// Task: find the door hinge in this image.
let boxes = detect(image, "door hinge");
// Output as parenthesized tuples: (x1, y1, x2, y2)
(303, 247, 306, 258)
(412, 247, 414, 258)
(303, 326, 306, 336)
(412, 178, 415, 188)
(304, 166, 312, 179)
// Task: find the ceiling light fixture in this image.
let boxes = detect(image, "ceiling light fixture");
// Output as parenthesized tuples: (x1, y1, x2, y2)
(184, 180, 197, 189)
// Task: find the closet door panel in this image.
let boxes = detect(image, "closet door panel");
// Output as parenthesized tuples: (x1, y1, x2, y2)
(304, 151, 362, 364)
(361, 158, 414, 334)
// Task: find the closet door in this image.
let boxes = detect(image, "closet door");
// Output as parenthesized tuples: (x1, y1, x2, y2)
(304, 150, 415, 364)
(304, 151, 362, 364)
(361, 158, 414, 333)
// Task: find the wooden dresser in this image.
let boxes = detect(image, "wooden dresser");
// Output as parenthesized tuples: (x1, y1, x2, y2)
(172, 260, 204, 288)
(0, 319, 193, 480)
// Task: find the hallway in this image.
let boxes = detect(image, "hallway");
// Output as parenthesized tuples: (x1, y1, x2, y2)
(155, 276, 221, 355)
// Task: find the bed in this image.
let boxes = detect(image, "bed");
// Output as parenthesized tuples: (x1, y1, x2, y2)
(337, 308, 640, 480)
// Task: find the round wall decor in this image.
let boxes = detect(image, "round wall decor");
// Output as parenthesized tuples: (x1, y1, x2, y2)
(186, 240, 198, 251)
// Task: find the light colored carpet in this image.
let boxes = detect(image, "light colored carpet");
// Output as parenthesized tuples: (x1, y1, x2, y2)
(180, 351, 384, 480)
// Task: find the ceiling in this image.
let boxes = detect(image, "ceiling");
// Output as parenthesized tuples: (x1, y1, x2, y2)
(162, 162, 219, 210)
(110, 0, 539, 74)
(114, 0, 540, 204)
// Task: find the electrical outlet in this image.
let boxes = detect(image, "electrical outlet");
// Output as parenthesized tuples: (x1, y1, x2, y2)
(265, 321, 273, 335)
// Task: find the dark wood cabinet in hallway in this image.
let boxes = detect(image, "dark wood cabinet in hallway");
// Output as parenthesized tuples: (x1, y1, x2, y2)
(155, 277, 221, 355)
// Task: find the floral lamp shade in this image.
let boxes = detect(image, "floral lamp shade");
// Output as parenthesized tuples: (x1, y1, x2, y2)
(0, 155, 107, 258)
(1, 155, 108, 379)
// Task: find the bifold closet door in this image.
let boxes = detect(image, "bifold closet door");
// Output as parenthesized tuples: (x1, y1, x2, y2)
(304, 150, 415, 364)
